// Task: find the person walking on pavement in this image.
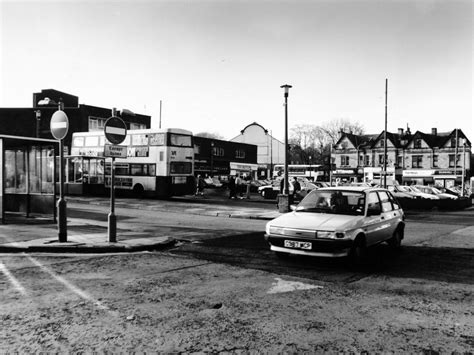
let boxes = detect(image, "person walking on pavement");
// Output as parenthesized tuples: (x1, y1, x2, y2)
(292, 176, 301, 199)
(228, 175, 237, 199)
(235, 174, 244, 199)
(195, 175, 205, 196)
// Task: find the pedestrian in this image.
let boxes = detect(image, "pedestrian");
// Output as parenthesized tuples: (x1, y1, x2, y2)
(228, 175, 236, 199)
(245, 175, 252, 199)
(235, 174, 244, 199)
(195, 175, 205, 196)
(292, 176, 301, 199)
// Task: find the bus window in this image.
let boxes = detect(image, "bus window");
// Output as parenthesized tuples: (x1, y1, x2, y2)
(85, 136, 99, 147)
(170, 134, 192, 147)
(115, 164, 129, 176)
(170, 162, 192, 174)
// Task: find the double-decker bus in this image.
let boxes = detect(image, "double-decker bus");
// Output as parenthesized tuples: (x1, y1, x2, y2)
(68, 128, 195, 198)
(273, 164, 324, 180)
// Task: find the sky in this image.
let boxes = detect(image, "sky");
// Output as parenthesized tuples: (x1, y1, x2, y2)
(0, 0, 472, 142)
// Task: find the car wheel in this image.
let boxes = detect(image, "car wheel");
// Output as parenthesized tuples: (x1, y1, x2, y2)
(348, 237, 367, 266)
(387, 228, 403, 250)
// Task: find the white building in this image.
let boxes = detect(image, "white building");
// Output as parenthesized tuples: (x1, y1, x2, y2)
(230, 122, 285, 179)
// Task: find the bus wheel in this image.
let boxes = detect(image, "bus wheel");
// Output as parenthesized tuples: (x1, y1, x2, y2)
(132, 184, 144, 198)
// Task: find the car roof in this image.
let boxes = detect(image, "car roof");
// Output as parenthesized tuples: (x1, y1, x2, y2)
(316, 186, 386, 193)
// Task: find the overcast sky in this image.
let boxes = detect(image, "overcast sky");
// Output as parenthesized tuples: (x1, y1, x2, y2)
(1, 0, 472, 141)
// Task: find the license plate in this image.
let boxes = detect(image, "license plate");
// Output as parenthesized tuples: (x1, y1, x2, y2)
(284, 240, 312, 250)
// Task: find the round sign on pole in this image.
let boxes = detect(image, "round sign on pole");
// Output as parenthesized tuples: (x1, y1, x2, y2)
(50, 110, 69, 140)
(104, 116, 127, 145)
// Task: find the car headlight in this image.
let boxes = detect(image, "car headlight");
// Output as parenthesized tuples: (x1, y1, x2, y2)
(317, 231, 345, 239)
(269, 226, 285, 235)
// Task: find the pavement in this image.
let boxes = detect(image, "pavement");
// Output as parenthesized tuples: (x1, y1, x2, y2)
(0, 190, 282, 253)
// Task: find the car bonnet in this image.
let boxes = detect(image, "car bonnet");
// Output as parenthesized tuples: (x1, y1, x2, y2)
(268, 211, 363, 231)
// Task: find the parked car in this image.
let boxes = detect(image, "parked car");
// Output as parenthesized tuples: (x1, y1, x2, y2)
(265, 186, 405, 265)
(204, 177, 223, 188)
(414, 185, 458, 200)
(387, 185, 418, 200)
(258, 178, 292, 199)
(404, 185, 440, 200)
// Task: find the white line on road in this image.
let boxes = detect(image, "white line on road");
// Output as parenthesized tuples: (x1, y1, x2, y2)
(26, 255, 111, 312)
(0, 261, 27, 296)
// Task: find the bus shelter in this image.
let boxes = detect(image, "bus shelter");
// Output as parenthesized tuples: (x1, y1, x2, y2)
(0, 135, 57, 223)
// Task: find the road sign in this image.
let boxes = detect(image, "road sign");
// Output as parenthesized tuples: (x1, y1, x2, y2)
(50, 110, 69, 140)
(104, 116, 127, 145)
(104, 144, 127, 158)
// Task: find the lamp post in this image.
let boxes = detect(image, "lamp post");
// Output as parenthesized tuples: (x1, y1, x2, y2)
(308, 155, 312, 180)
(210, 141, 214, 177)
(281, 84, 292, 196)
(35, 110, 41, 138)
(462, 138, 466, 196)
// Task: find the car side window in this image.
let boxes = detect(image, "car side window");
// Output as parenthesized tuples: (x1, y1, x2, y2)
(367, 192, 381, 215)
(378, 191, 394, 212)
(387, 191, 400, 210)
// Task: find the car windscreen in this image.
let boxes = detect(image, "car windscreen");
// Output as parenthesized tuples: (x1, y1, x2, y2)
(296, 190, 365, 216)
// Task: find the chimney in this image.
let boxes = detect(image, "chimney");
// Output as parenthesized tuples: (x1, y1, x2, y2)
(432, 128, 437, 135)
(398, 128, 404, 135)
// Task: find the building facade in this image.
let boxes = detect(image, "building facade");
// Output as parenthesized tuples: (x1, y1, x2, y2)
(230, 122, 285, 179)
(0, 89, 151, 153)
(333, 128, 472, 187)
(193, 136, 258, 179)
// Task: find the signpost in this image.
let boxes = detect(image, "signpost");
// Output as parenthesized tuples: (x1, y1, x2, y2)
(50, 103, 69, 242)
(104, 110, 127, 242)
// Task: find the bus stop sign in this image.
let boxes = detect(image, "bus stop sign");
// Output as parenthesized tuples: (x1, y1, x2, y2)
(104, 116, 127, 145)
(50, 110, 69, 140)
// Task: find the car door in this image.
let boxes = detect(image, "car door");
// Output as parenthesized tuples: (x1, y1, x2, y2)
(364, 191, 385, 246)
(378, 190, 400, 241)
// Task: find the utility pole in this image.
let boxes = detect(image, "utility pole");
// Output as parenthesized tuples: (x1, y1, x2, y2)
(159, 100, 162, 129)
(383, 78, 388, 188)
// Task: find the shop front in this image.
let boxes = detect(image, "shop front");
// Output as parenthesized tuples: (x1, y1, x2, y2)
(229, 162, 258, 180)
(364, 167, 401, 185)
(331, 168, 360, 185)
(402, 169, 463, 187)
(1, 135, 57, 223)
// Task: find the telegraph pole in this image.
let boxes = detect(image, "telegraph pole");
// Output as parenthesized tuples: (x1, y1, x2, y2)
(383, 78, 388, 188)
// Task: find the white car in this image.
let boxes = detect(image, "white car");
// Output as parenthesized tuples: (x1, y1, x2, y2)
(265, 186, 405, 265)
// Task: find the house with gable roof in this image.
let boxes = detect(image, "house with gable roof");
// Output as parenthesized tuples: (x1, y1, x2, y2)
(333, 127, 471, 187)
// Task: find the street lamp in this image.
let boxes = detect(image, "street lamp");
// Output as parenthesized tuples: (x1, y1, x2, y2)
(210, 141, 214, 177)
(461, 138, 466, 196)
(308, 155, 312, 180)
(280, 84, 292, 197)
(35, 110, 41, 138)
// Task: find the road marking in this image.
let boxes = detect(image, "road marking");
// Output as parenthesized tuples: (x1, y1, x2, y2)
(267, 277, 323, 294)
(26, 255, 110, 311)
(0, 261, 27, 295)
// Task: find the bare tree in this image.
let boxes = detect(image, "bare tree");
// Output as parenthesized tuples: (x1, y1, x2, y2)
(317, 118, 365, 145)
(290, 124, 318, 150)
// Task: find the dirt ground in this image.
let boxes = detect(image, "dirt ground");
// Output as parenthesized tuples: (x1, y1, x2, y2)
(1, 252, 473, 353)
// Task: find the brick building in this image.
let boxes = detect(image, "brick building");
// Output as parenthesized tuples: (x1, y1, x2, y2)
(333, 127, 471, 187)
